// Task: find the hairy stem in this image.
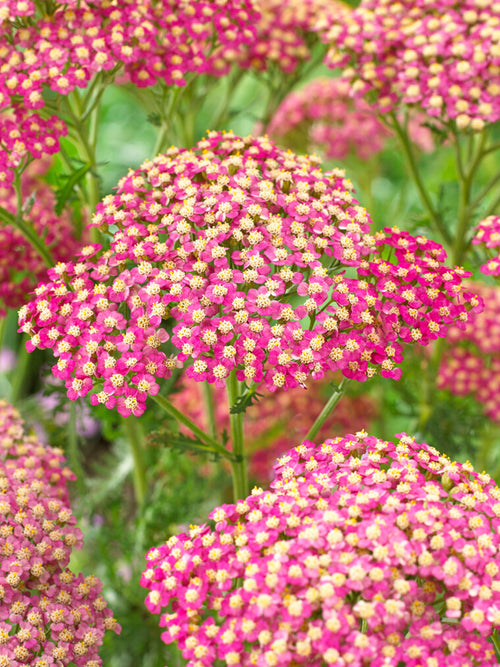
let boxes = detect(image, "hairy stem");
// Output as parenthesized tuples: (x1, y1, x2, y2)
(122, 416, 147, 506)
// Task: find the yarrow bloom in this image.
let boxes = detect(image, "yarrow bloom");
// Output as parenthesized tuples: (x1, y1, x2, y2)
(19, 132, 481, 417)
(173, 373, 378, 480)
(234, 0, 345, 74)
(0, 0, 257, 182)
(325, 0, 500, 131)
(472, 216, 500, 276)
(268, 78, 435, 159)
(438, 281, 500, 422)
(0, 159, 82, 316)
(0, 400, 119, 666)
(142, 431, 500, 667)
(267, 77, 391, 160)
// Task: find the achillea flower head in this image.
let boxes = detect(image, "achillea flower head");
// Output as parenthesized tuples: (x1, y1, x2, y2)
(233, 0, 346, 74)
(173, 373, 378, 480)
(0, 400, 119, 666)
(267, 77, 391, 160)
(0, 0, 257, 180)
(19, 132, 480, 417)
(142, 431, 500, 667)
(472, 216, 500, 276)
(325, 0, 500, 131)
(0, 159, 82, 316)
(438, 282, 500, 422)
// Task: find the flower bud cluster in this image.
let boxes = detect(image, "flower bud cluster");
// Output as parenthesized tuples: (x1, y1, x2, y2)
(472, 215, 500, 276)
(19, 132, 480, 417)
(0, 159, 82, 316)
(142, 431, 500, 666)
(325, 0, 500, 131)
(0, 400, 119, 666)
(438, 281, 500, 422)
(173, 373, 378, 480)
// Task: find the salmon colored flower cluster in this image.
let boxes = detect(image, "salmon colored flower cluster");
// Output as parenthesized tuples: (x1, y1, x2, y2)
(325, 0, 500, 131)
(172, 373, 378, 480)
(472, 215, 500, 276)
(0, 160, 82, 316)
(438, 282, 500, 422)
(18, 132, 480, 417)
(142, 431, 500, 667)
(0, 400, 119, 666)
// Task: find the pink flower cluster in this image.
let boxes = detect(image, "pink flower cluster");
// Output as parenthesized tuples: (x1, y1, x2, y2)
(0, 0, 257, 182)
(267, 78, 391, 160)
(268, 78, 436, 159)
(325, 0, 500, 130)
(18, 132, 481, 418)
(472, 216, 500, 276)
(142, 430, 500, 667)
(0, 400, 119, 666)
(0, 110, 66, 188)
(236, 0, 345, 74)
(172, 373, 378, 480)
(0, 160, 82, 316)
(438, 282, 500, 422)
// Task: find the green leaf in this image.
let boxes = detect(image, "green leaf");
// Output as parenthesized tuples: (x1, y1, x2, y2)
(229, 383, 264, 415)
(55, 163, 92, 215)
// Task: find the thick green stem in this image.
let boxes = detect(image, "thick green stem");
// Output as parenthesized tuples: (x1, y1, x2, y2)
(226, 371, 248, 502)
(202, 381, 217, 440)
(151, 392, 229, 459)
(389, 112, 451, 247)
(0, 206, 53, 267)
(304, 379, 346, 442)
(10, 337, 31, 402)
(122, 416, 147, 506)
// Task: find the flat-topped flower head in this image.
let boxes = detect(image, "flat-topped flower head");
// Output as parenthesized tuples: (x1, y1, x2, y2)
(268, 78, 435, 159)
(142, 431, 500, 666)
(231, 0, 346, 74)
(438, 281, 500, 422)
(19, 132, 480, 417)
(325, 0, 500, 131)
(0, 400, 119, 665)
(0, 159, 82, 316)
(0, 0, 257, 180)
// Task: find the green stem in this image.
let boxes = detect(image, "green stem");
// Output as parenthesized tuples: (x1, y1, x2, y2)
(10, 337, 31, 402)
(202, 381, 217, 439)
(226, 371, 248, 501)
(67, 402, 86, 495)
(151, 392, 230, 459)
(304, 379, 346, 442)
(0, 206, 54, 267)
(389, 112, 451, 247)
(122, 416, 147, 506)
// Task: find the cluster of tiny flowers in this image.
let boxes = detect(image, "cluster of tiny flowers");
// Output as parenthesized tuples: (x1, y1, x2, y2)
(0, 160, 82, 316)
(268, 78, 436, 160)
(267, 78, 391, 160)
(0, 110, 66, 187)
(325, 0, 500, 131)
(142, 431, 500, 667)
(472, 216, 500, 276)
(235, 0, 346, 73)
(18, 132, 481, 417)
(0, 400, 119, 666)
(438, 282, 500, 421)
(172, 373, 378, 480)
(0, 0, 257, 182)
